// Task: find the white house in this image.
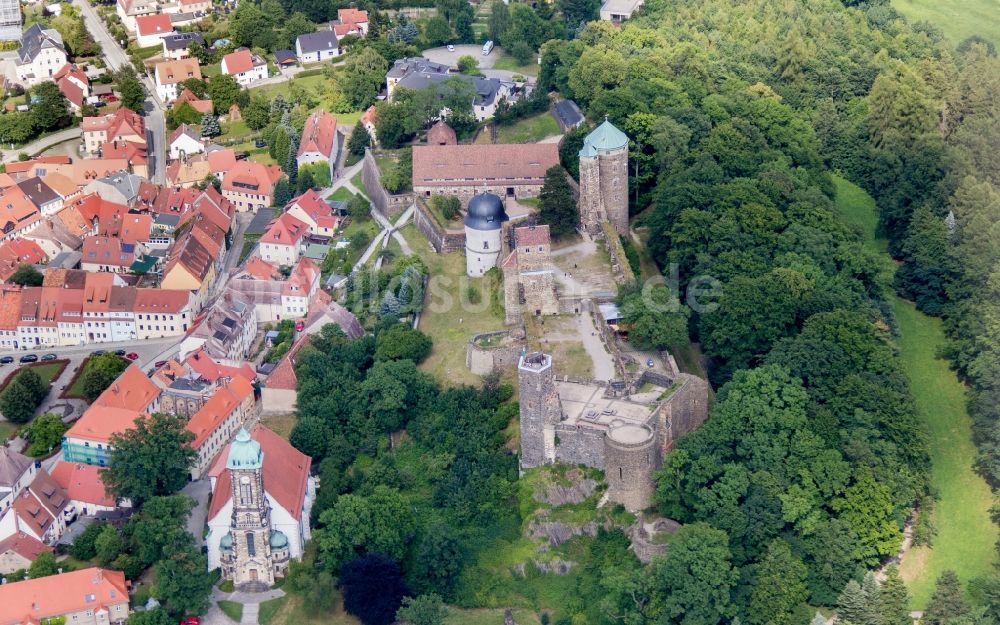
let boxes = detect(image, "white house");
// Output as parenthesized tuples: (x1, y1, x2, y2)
(295, 31, 339, 63)
(220, 49, 268, 87)
(296, 110, 338, 175)
(155, 58, 202, 102)
(169, 123, 206, 160)
(258, 213, 308, 267)
(14, 24, 68, 87)
(134, 13, 174, 48)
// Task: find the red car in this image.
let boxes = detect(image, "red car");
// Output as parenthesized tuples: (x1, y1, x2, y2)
(125, 352, 139, 361)
(179, 618, 200, 625)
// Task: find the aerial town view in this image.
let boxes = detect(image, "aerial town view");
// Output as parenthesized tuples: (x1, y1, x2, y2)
(0, 0, 998, 624)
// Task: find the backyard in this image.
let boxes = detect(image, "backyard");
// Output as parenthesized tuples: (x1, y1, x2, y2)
(832, 175, 996, 607)
(476, 112, 561, 145)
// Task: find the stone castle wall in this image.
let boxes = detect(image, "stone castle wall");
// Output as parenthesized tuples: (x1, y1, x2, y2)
(466, 331, 526, 376)
(657, 373, 710, 453)
(414, 199, 465, 254)
(361, 149, 411, 221)
(604, 425, 658, 511)
(413, 183, 545, 209)
(553, 422, 606, 467)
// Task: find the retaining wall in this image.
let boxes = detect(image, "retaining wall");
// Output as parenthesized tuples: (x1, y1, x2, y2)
(414, 200, 465, 253)
(361, 149, 412, 221)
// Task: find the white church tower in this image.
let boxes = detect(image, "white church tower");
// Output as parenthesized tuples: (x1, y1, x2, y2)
(464, 192, 509, 277)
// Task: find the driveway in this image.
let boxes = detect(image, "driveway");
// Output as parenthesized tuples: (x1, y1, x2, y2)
(422, 44, 499, 69)
(181, 479, 212, 548)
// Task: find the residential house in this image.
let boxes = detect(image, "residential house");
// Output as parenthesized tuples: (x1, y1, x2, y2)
(133, 288, 192, 339)
(274, 49, 296, 68)
(183, 348, 256, 385)
(296, 110, 338, 175)
(23, 218, 81, 259)
(284, 189, 339, 239)
(42, 172, 82, 204)
(170, 123, 206, 160)
(53, 64, 90, 113)
(228, 256, 320, 322)
(134, 13, 174, 47)
(385, 56, 449, 98)
(160, 230, 215, 306)
(0, 532, 51, 575)
(83, 172, 147, 206)
(161, 30, 204, 59)
(387, 57, 514, 121)
(220, 49, 267, 87)
(14, 24, 67, 87)
(17, 177, 62, 216)
(116, 0, 158, 31)
(0, 567, 129, 625)
(101, 140, 150, 179)
(221, 161, 283, 212)
(166, 154, 212, 187)
(174, 87, 214, 114)
(178, 288, 257, 364)
(27, 160, 132, 191)
(82, 108, 147, 156)
(258, 212, 307, 267)
(0, 447, 35, 517)
(50, 462, 119, 516)
(360, 105, 377, 143)
(4, 156, 71, 182)
(0, 185, 42, 241)
(155, 58, 202, 102)
(0, 469, 70, 546)
(0, 238, 46, 282)
(599, 0, 643, 23)
(0, 288, 22, 350)
(331, 8, 368, 37)
(295, 31, 339, 63)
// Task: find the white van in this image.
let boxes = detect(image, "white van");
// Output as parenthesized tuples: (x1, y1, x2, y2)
(482, 40, 494, 55)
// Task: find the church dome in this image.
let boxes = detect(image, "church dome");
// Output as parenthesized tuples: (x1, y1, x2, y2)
(269, 530, 288, 549)
(580, 119, 629, 157)
(226, 428, 263, 470)
(464, 192, 508, 231)
(220, 532, 233, 551)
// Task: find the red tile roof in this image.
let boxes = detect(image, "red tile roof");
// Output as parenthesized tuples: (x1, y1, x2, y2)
(135, 13, 173, 36)
(0, 532, 52, 562)
(298, 110, 337, 159)
(175, 89, 214, 114)
(0, 238, 46, 282)
(187, 376, 254, 448)
(0, 288, 23, 331)
(133, 288, 190, 314)
(515, 224, 550, 247)
(50, 462, 116, 509)
(240, 256, 278, 280)
(221, 161, 282, 197)
(81, 235, 134, 268)
(155, 58, 202, 86)
(0, 567, 128, 625)
(207, 423, 311, 521)
(93, 365, 161, 412)
(260, 212, 307, 246)
(222, 49, 255, 75)
(412, 143, 559, 188)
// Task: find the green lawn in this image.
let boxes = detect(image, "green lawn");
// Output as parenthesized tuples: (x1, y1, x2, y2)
(492, 53, 540, 77)
(220, 120, 252, 143)
(494, 112, 561, 144)
(65, 359, 95, 398)
(832, 175, 996, 608)
(26, 362, 63, 386)
(329, 187, 355, 202)
(217, 600, 243, 622)
(257, 593, 359, 625)
(400, 223, 506, 387)
(0, 420, 18, 442)
(893, 0, 999, 47)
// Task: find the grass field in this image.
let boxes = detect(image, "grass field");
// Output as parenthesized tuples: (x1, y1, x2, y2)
(217, 600, 243, 622)
(893, 0, 999, 47)
(401, 224, 506, 387)
(832, 174, 996, 608)
(494, 112, 561, 144)
(257, 593, 359, 625)
(261, 413, 297, 440)
(493, 53, 540, 77)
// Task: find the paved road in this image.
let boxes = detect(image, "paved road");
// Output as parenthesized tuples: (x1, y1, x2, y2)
(0, 127, 82, 163)
(576, 308, 616, 381)
(73, 0, 167, 183)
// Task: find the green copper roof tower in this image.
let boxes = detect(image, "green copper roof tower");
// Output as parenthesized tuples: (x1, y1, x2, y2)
(580, 118, 629, 157)
(226, 427, 264, 470)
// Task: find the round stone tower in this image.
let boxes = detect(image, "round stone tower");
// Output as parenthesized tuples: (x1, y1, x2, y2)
(604, 421, 656, 511)
(464, 192, 509, 277)
(578, 119, 629, 236)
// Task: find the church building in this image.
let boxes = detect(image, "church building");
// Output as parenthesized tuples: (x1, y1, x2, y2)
(205, 424, 314, 589)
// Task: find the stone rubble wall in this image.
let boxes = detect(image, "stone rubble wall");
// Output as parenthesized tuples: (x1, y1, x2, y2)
(361, 149, 411, 222)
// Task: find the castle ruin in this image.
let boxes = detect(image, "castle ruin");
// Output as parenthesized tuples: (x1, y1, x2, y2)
(501, 224, 560, 326)
(518, 352, 709, 511)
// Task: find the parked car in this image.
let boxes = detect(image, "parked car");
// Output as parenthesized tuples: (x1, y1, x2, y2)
(179, 617, 200, 625)
(0, 356, 13, 364)
(41, 353, 57, 361)
(646, 358, 655, 368)
(126, 352, 139, 361)
(19, 354, 38, 363)
(91, 350, 105, 356)
(482, 40, 494, 55)
(235, 151, 249, 161)
(114, 349, 127, 356)
(446, 43, 455, 52)
(154, 360, 168, 368)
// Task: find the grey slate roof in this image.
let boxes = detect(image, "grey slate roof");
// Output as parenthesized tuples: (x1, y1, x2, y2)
(16, 24, 64, 64)
(274, 50, 296, 65)
(554, 99, 584, 129)
(396, 71, 509, 109)
(0, 446, 32, 489)
(162, 31, 204, 51)
(387, 57, 449, 79)
(17, 177, 60, 208)
(95, 172, 145, 203)
(296, 31, 339, 54)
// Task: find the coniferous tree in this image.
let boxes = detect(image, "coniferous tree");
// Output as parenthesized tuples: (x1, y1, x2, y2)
(880, 566, 911, 625)
(923, 571, 970, 625)
(348, 123, 372, 157)
(838, 580, 869, 625)
(538, 165, 577, 239)
(199, 112, 221, 138)
(860, 572, 884, 625)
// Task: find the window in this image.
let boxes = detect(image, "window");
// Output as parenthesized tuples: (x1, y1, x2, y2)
(246, 532, 256, 556)
(483, 241, 489, 250)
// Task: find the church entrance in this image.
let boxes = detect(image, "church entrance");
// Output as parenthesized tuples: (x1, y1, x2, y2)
(249, 569, 258, 582)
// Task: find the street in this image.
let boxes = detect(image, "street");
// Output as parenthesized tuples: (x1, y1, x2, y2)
(72, 0, 168, 183)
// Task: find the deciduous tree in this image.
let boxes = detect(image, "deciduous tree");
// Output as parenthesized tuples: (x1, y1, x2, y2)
(104, 413, 197, 507)
(340, 554, 410, 625)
